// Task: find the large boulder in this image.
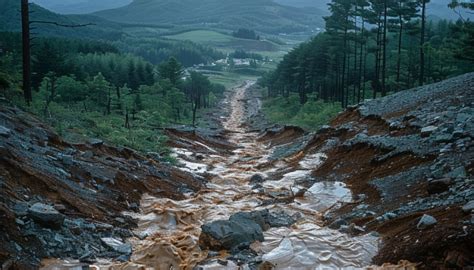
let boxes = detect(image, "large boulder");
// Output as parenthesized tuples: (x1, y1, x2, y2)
(28, 203, 65, 229)
(199, 210, 295, 251)
(199, 215, 264, 251)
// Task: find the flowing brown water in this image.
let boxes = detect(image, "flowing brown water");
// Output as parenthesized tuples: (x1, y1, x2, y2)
(42, 81, 383, 270)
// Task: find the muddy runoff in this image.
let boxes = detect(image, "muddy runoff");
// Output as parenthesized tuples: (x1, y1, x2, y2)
(43, 81, 379, 269)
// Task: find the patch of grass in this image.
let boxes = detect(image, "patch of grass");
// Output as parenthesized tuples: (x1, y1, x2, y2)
(262, 93, 341, 131)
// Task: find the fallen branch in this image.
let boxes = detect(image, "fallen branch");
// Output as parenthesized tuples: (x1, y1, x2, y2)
(29, 21, 95, 28)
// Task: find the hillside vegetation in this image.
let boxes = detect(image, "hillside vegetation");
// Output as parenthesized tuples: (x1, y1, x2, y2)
(95, 0, 325, 34)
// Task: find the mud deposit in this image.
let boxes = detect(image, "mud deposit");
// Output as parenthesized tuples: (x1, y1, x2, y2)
(84, 81, 380, 269)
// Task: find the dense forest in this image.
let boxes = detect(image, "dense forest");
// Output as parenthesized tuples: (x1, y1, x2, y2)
(260, 0, 474, 110)
(0, 32, 224, 154)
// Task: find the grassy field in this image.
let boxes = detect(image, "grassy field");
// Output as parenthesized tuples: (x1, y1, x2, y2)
(165, 30, 233, 43)
(204, 71, 258, 89)
(164, 29, 283, 53)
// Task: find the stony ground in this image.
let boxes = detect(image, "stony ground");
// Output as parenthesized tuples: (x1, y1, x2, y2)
(0, 98, 204, 268)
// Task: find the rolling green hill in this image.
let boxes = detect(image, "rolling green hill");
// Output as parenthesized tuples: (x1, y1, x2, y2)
(31, 0, 132, 15)
(0, 0, 123, 40)
(94, 0, 325, 34)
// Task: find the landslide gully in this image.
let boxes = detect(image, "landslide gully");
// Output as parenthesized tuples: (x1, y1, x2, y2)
(0, 72, 473, 269)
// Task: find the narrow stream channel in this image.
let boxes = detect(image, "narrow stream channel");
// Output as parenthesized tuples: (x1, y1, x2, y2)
(119, 81, 380, 269)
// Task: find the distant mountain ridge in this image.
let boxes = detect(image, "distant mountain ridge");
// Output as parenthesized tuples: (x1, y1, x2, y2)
(0, 0, 122, 40)
(94, 0, 326, 34)
(30, 0, 133, 14)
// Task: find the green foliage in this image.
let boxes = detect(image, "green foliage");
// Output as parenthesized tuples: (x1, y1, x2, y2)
(262, 94, 341, 130)
(159, 57, 183, 85)
(229, 50, 264, 61)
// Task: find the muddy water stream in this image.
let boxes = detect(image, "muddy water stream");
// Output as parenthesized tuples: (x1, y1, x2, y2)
(43, 82, 380, 269)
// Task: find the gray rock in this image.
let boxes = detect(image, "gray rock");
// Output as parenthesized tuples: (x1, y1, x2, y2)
(89, 138, 104, 147)
(0, 125, 11, 137)
(82, 151, 94, 159)
(329, 218, 348, 229)
(462, 201, 474, 213)
(249, 174, 265, 185)
(13, 201, 29, 216)
(101, 237, 132, 254)
(417, 214, 437, 229)
(15, 218, 25, 226)
(199, 215, 264, 250)
(421, 126, 438, 137)
(28, 203, 64, 229)
(427, 178, 452, 194)
(456, 113, 471, 123)
(434, 134, 454, 143)
(61, 155, 74, 166)
(199, 209, 295, 251)
(444, 166, 466, 179)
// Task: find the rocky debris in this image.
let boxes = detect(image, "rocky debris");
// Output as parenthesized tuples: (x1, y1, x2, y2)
(199, 210, 295, 251)
(417, 214, 438, 229)
(462, 201, 474, 213)
(28, 203, 64, 229)
(0, 105, 204, 267)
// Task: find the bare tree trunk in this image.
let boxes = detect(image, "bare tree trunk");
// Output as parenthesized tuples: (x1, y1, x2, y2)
(396, 14, 403, 89)
(341, 19, 349, 108)
(125, 109, 130, 129)
(420, 0, 427, 86)
(381, 0, 388, 96)
(373, 17, 382, 99)
(21, 0, 32, 105)
(358, 16, 365, 103)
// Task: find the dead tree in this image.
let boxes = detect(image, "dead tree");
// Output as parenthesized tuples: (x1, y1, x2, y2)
(20, 0, 94, 105)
